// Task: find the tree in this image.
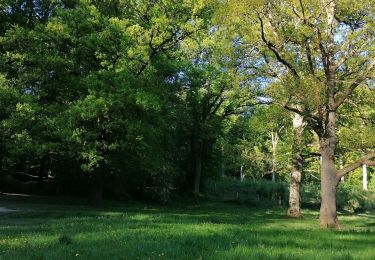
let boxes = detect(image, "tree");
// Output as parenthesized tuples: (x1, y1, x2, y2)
(0, 0, 216, 201)
(288, 113, 304, 217)
(225, 0, 375, 227)
(337, 86, 375, 191)
(177, 64, 256, 193)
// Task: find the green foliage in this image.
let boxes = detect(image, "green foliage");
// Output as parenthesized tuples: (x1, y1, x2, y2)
(0, 0, 373, 207)
(337, 182, 375, 213)
(204, 178, 288, 206)
(300, 182, 375, 213)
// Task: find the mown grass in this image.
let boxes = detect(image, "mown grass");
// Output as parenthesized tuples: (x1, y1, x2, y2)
(0, 199, 375, 259)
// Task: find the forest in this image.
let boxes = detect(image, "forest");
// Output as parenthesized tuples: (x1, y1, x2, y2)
(0, 1, 375, 257)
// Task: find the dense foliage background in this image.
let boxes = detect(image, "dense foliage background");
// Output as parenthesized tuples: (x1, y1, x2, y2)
(0, 0, 374, 209)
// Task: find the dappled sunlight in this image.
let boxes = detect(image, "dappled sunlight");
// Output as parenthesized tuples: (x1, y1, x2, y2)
(1, 202, 375, 259)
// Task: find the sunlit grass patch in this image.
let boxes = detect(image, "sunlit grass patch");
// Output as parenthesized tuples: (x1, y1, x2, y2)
(0, 201, 374, 259)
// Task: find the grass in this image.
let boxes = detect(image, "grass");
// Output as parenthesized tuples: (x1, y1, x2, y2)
(0, 198, 375, 259)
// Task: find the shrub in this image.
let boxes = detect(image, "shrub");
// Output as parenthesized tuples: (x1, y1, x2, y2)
(202, 178, 288, 206)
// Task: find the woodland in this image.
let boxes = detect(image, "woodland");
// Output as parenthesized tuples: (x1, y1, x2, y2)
(0, 2, 375, 255)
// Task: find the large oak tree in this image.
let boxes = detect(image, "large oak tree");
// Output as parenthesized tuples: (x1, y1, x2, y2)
(225, 0, 375, 227)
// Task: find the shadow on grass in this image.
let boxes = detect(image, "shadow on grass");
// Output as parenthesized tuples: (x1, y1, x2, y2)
(0, 199, 375, 259)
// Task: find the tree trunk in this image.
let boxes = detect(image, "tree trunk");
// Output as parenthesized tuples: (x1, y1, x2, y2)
(363, 163, 367, 191)
(271, 132, 278, 182)
(319, 138, 340, 228)
(193, 146, 203, 194)
(288, 113, 304, 218)
(339, 159, 344, 182)
(221, 161, 225, 178)
(90, 170, 104, 204)
(38, 155, 47, 187)
(91, 185, 103, 204)
(319, 34, 340, 227)
(240, 164, 244, 182)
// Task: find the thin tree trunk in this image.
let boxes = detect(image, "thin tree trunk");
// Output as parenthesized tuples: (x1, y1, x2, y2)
(193, 145, 203, 194)
(38, 155, 47, 186)
(240, 164, 244, 182)
(363, 163, 367, 191)
(91, 185, 103, 204)
(288, 113, 304, 217)
(90, 169, 104, 204)
(271, 132, 278, 182)
(339, 159, 344, 182)
(221, 148, 225, 178)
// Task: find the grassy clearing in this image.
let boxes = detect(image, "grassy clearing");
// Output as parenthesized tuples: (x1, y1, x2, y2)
(0, 199, 374, 259)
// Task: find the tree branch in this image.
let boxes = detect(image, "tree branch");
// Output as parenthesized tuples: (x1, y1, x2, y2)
(367, 161, 375, 167)
(334, 58, 375, 109)
(336, 152, 375, 179)
(283, 103, 323, 136)
(258, 15, 299, 77)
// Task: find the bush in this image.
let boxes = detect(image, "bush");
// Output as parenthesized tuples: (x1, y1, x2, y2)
(337, 183, 375, 212)
(202, 178, 288, 206)
(204, 179, 375, 212)
(301, 182, 375, 212)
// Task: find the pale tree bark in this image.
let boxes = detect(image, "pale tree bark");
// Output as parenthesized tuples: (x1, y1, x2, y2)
(256, 0, 375, 228)
(271, 132, 279, 182)
(288, 113, 304, 218)
(339, 159, 344, 182)
(363, 163, 367, 191)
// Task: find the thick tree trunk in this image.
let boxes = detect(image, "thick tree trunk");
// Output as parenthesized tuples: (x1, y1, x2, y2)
(319, 138, 339, 228)
(288, 114, 304, 218)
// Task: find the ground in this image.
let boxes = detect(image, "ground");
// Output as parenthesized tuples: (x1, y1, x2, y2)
(0, 196, 375, 259)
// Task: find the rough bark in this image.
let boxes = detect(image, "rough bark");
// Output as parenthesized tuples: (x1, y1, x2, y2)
(319, 137, 340, 228)
(318, 107, 341, 227)
(288, 113, 304, 218)
(318, 0, 340, 226)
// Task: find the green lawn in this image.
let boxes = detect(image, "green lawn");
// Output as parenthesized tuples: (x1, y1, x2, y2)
(0, 199, 375, 259)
